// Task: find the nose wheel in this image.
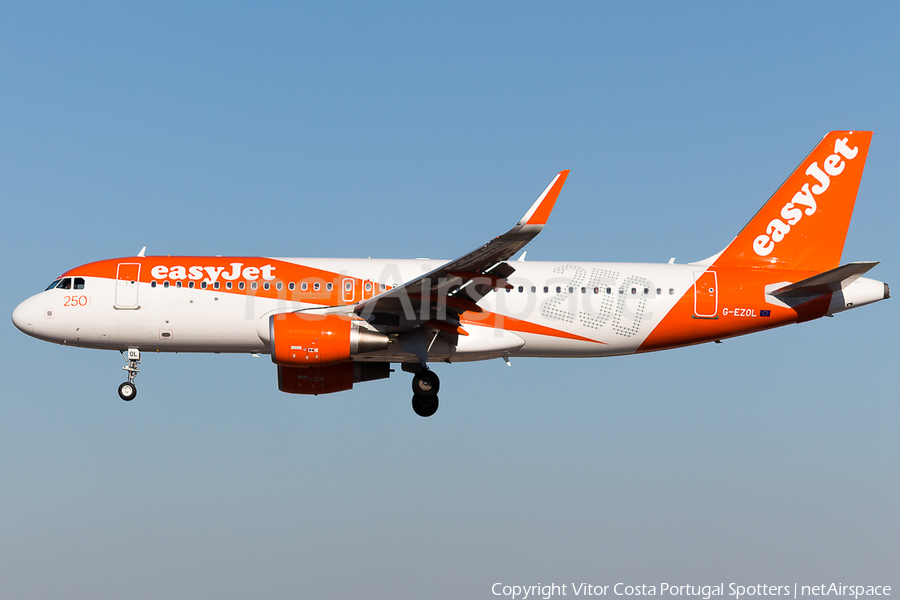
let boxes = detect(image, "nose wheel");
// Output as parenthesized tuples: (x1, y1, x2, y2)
(119, 348, 141, 401)
(118, 381, 137, 401)
(410, 367, 440, 417)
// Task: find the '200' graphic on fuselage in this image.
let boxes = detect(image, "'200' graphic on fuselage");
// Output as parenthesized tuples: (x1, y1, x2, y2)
(752, 137, 858, 257)
(541, 265, 651, 337)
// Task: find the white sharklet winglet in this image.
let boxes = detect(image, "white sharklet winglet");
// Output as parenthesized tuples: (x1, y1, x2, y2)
(771, 261, 880, 298)
(354, 170, 570, 318)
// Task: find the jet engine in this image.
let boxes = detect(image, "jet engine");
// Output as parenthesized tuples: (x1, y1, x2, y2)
(278, 361, 391, 395)
(268, 312, 389, 367)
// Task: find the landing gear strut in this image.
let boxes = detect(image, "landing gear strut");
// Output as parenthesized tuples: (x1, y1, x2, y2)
(410, 366, 440, 417)
(118, 348, 140, 401)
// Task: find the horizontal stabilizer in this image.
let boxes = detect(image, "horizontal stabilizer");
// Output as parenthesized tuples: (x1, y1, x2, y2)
(770, 262, 879, 298)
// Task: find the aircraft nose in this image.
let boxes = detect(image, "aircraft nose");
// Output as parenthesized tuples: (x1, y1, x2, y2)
(12, 299, 33, 334)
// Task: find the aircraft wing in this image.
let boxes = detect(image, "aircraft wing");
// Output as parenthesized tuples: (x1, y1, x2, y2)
(354, 170, 569, 322)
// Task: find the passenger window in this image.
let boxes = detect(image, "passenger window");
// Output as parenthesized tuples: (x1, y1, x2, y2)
(568, 287, 574, 293)
(631, 288, 636, 294)
(326, 283, 333, 291)
(189, 281, 195, 289)
(56, 278, 72, 290)
(518, 286, 524, 293)
(214, 282, 220, 290)
(301, 282, 308, 291)
(644, 288, 649, 295)
(594, 287, 599, 294)
(238, 282, 245, 290)
(656, 288, 661, 295)
(669, 288, 675, 295)
(226, 282, 232, 289)
(251, 282, 257, 290)
(151, 281, 157, 288)
(45, 279, 61, 291)
(201, 282, 207, 289)
(581, 287, 586, 294)
(276, 282, 283, 291)
(74, 278, 85, 290)
(345, 281, 353, 291)
(314, 282, 320, 291)
(289, 282, 295, 291)
(606, 287, 612, 294)
(543, 286, 549, 293)
(380, 283, 386, 291)
(556, 286, 561, 293)
(163, 281, 170, 288)
(365, 282, 373, 292)
(176, 281, 182, 288)
(263, 282, 270, 290)
(531, 286, 536, 293)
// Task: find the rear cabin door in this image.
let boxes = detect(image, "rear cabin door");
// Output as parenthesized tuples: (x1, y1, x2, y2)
(693, 271, 718, 318)
(116, 263, 141, 309)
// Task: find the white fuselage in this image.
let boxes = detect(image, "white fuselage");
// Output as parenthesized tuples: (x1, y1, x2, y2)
(13, 258, 697, 360)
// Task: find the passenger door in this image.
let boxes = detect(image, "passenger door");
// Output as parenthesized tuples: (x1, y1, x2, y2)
(693, 271, 718, 318)
(115, 263, 141, 309)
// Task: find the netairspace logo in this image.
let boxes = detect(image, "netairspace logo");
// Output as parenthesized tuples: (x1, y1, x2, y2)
(491, 583, 892, 600)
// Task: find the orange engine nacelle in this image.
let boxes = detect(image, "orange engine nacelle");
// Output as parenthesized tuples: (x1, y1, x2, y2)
(269, 313, 389, 367)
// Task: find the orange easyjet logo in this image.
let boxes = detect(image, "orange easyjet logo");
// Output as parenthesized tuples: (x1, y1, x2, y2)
(752, 137, 859, 257)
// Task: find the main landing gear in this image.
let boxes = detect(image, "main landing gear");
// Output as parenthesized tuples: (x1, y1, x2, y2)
(118, 348, 140, 401)
(410, 366, 440, 417)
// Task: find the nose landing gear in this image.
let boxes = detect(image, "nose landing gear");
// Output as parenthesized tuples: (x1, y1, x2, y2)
(410, 367, 440, 417)
(118, 348, 140, 401)
(118, 381, 137, 401)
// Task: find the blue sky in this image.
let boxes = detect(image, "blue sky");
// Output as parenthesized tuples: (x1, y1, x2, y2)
(1, 2, 897, 598)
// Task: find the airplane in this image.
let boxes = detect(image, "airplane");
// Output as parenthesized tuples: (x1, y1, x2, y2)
(11, 131, 889, 417)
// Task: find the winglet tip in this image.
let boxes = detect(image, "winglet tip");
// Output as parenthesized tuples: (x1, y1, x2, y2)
(521, 170, 570, 226)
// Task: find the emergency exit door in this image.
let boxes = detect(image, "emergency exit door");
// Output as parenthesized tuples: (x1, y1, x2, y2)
(342, 278, 355, 303)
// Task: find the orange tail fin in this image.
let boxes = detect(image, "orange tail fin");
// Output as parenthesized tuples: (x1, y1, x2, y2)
(712, 131, 872, 272)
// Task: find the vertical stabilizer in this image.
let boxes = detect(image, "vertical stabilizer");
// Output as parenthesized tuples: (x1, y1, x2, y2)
(713, 131, 872, 272)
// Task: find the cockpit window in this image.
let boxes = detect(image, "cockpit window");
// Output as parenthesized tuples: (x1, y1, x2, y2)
(74, 277, 85, 290)
(56, 278, 72, 290)
(45, 279, 61, 291)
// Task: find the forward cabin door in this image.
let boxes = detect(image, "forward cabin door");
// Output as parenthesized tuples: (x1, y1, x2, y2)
(115, 263, 141, 309)
(693, 271, 718, 318)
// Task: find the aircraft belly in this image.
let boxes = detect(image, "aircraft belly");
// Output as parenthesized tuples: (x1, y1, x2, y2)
(508, 333, 641, 358)
(445, 326, 525, 357)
